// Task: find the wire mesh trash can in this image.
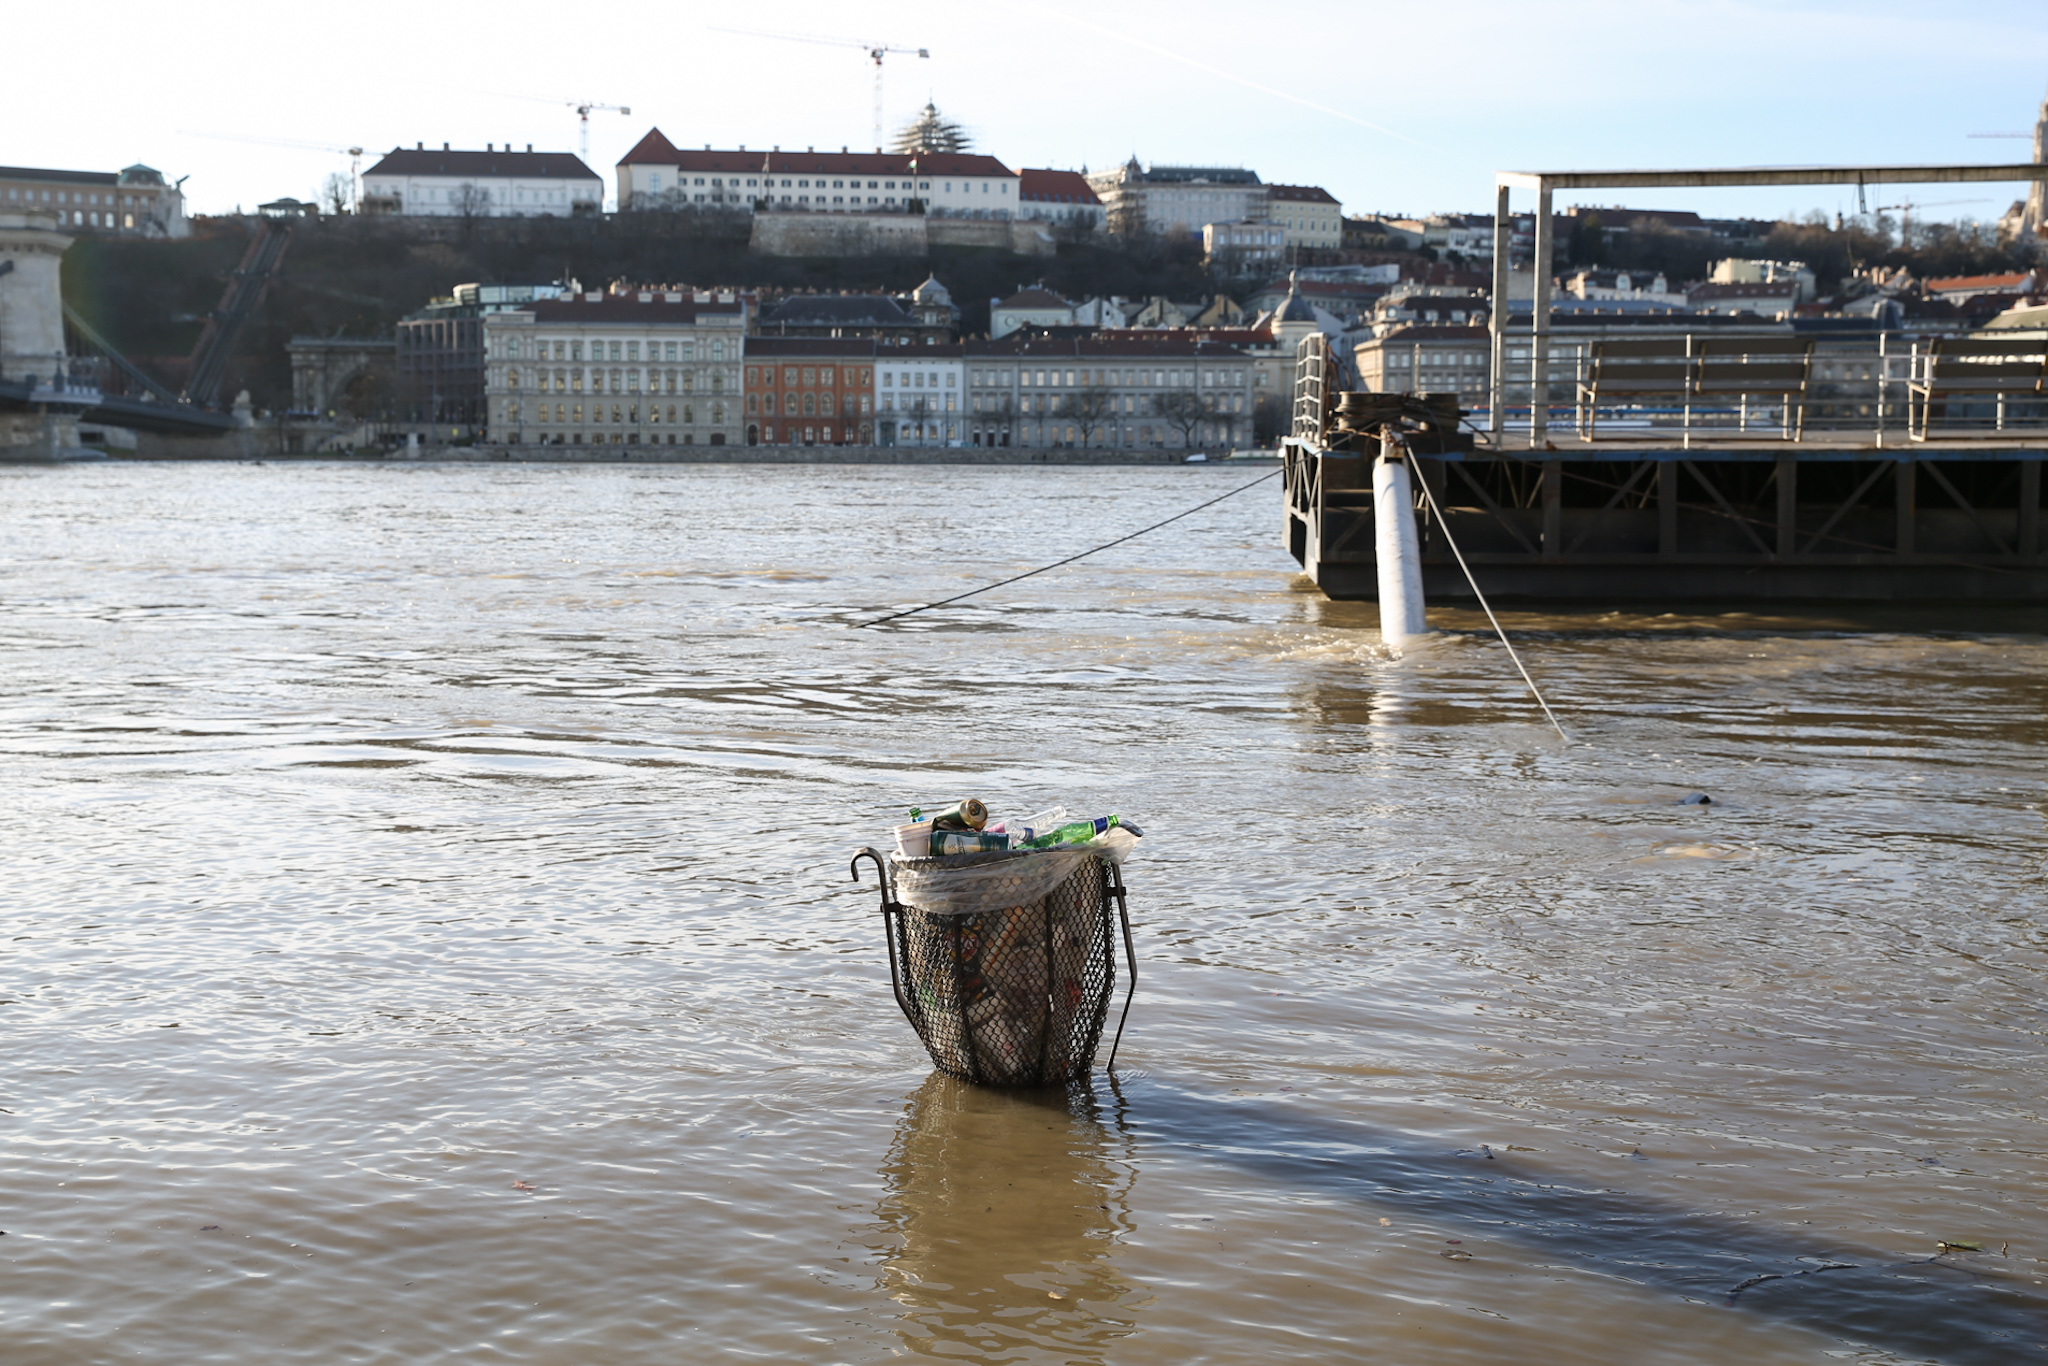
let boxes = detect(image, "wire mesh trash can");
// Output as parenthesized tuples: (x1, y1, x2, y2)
(853, 846, 1137, 1087)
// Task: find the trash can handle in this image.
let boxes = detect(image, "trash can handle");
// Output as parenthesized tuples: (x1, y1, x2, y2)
(852, 847, 917, 1028)
(1104, 857, 1139, 1074)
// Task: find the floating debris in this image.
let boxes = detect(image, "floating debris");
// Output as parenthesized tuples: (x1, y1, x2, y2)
(1938, 1240, 1983, 1253)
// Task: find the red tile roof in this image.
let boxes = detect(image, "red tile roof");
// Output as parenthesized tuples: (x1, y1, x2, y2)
(615, 133, 1013, 179)
(619, 127, 682, 165)
(1019, 169, 1100, 205)
(1926, 270, 2033, 295)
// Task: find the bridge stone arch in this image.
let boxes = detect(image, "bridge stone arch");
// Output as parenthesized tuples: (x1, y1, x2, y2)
(288, 337, 395, 416)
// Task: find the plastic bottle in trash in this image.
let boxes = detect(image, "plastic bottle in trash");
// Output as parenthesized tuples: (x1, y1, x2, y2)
(1013, 805, 1068, 843)
(1021, 815, 1119, 849)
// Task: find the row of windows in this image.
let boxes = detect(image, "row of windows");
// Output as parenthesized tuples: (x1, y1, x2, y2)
(972, 392, 1248, 415)
(1379, 351, 1486, 368)
(518, 368, 726, 395)
(36, 209, 140, 229)
(758, 423, 869, 444)
(743, 365, 875, 387)
(2, 186, 151, 208)
(653, 174, 934, 193)
(507, 337, 729, 363)
(742, 392, 873, 416)
(643, 174, 1007, 196)
(515, 401, 728, 425)
(880, 393, 956, 413)
(969, 366, 1246, 389)
(969, 422, 1241, 447)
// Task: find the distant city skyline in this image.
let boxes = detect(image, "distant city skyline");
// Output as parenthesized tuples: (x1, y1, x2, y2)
(9, 0, 2048, 225)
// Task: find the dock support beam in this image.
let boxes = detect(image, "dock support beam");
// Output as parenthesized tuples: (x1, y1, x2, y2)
(1541, 458, 1562, 560)
(2021, 459, 2041, 558)
(1488, 182, 1510, 440)
(1374, 438, 1430, 645)
(1658, 460, 1678, 556)
(1775, 455, 1797, 558)
(1529, 183, 1554, 450)
(1896, 458, 1916, 554)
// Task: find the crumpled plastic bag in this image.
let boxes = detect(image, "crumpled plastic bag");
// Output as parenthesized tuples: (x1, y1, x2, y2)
(889, 827, 1138, 918)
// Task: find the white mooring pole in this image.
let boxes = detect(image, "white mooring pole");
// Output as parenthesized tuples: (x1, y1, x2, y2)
(1373, 432, 1430, 646)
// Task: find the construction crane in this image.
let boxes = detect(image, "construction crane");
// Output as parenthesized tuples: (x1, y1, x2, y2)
(565, 101, 631, 161)
(711, 27, 928, 148)
(1866, 196, 1990, 234)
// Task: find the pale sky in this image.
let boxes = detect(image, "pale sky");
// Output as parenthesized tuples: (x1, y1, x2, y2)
(9, 0, 2046, 225)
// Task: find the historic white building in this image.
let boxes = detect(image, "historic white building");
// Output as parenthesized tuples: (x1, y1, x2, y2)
(0, 162, 187, 237)
(481, 288, 748, 446)
(1267, 184, 1342, 251)
(1086, 160, 1267, 237)
(875, 346, 966, 446)
(616, 128, 1020, 218)
(361, 145, 602, 218)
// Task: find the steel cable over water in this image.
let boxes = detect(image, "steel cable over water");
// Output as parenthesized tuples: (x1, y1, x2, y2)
(856, 469, 1280, 627)
(1404, 448, 1571, 743)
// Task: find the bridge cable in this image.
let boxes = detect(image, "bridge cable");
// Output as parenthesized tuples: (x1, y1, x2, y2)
(1406, 452, 1571, 744)
(855, 469, 1280, 628)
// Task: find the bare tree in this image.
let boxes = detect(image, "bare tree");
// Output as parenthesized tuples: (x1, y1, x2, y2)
(1068, 386, 1117, 446)
(1154, 390, 1208, 447)
(454, 182, 493, 218)
(321, 173, 352, 216)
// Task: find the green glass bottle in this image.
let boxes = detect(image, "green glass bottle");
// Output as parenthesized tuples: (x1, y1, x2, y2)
(1020, 815, 1118, 850)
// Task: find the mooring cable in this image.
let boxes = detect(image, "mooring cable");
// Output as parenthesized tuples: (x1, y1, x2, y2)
(855, 468, 1280, 628)
(1407, 457, 1571, 744)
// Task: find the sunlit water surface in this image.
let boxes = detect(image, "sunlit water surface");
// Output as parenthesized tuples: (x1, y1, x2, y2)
(3, 461, 2045, 1365)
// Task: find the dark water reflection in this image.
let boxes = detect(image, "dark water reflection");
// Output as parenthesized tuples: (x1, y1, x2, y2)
(874, 1076, 1140, 1363)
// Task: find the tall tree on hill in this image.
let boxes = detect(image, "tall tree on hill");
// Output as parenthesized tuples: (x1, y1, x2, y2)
(891, 103, 972, 155)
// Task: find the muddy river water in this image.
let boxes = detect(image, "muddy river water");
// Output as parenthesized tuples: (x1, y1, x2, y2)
(3, 460, 2045, 1364)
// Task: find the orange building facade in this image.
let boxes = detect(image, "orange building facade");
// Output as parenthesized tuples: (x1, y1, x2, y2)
(743, 338, 877, 445)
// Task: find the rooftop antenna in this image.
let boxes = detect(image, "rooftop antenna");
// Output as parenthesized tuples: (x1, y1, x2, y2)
(710, 27, 928, 148)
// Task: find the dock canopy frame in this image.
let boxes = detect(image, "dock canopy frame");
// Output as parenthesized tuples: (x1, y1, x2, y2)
(1488, 163, 2048, 448)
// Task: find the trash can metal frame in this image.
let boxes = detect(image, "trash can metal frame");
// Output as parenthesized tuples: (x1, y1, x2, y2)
(852, 847, 1138, 1085)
